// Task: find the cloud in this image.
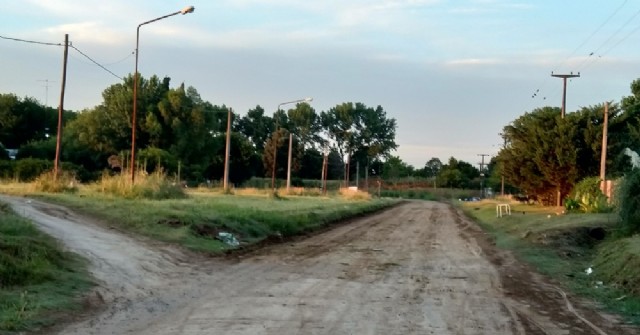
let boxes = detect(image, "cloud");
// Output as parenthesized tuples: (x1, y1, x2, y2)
(445, 58, 504, 66)
(43, 22, 123, 46)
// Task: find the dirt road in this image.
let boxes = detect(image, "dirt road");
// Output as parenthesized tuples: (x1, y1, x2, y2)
(2, 196, 637, 334)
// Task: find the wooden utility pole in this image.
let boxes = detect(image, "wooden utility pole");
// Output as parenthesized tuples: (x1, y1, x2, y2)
(600, 102, 609, 193)
(223, 108, 232, 192)
(54, 34, 69, 181)
(551, 72, 580, 118)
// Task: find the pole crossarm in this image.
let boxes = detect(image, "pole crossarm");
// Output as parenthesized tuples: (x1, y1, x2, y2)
(551, 72, 580, 119)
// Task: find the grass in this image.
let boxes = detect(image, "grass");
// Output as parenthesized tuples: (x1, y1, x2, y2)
(460, 199, 640, 325)
(29, 187, 397, 253)
(0, 202, 93, 333)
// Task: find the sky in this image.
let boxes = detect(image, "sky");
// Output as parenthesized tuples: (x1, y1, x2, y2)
(2, 0, 640, 168)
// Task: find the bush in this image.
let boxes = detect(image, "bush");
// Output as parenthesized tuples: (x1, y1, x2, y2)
(14, 158, 52, 182)
(618, 169, 640, 236)
(93, 169, 186, 200)
(0, 160, 14, 179)
(32, 170, 78, 193)
(567, 176, 613, 213)
(0, 143, 9, 160)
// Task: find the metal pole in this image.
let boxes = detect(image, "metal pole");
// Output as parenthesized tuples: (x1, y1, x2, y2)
(271, 105, 281, 191)
(271, 98, 312, 191)
(286, 132, 293, 192)
(131, 25, 141, 184)
(223, 108, 232, 191)
(131, 7, 195, 184)
(54, 34, 69, 182)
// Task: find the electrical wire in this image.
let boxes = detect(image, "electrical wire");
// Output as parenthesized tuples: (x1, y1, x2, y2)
(103, 50, 135, 66)
(0, 34, 63, 46)
(70, 44, 124, 81)
(527, 1, 635, 110)
(1, 33, 125, 80)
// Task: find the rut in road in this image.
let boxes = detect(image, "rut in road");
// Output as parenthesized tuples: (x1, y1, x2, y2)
(3, 196, 636, 335)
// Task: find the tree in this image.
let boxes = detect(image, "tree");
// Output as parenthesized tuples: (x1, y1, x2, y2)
(500, 107, 578, 205)
(437, 157, 479, 189)
(0, 94, 70, 149)
(420, 157, 443, 178)
(321, 102, 398, 184)
(236, 105, 273, 151)
(382, 156, 413, 180)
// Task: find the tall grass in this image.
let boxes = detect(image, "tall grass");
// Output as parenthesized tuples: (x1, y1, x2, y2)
(31, 170, 78, 193)
(92, 169, 186, 200)
(0, 202, 93, 332)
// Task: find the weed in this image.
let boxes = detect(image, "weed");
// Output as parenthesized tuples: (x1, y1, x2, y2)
(31, 170, 78, 193)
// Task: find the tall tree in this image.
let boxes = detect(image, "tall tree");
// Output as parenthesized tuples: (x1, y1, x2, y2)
(500, 107, 578, 205)
(236, 105, 273, 151)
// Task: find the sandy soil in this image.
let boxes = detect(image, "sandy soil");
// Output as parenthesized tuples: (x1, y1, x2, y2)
(2, 195, 637, 335)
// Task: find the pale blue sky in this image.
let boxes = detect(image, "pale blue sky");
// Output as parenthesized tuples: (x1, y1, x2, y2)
(2, 0, 640, 167)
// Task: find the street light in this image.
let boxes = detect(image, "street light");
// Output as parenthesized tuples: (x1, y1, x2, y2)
(131, 6, 195, 183)
(271, 97, 313, 191)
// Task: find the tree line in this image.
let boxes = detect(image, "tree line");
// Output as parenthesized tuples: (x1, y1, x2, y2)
(0, 74, 401, 186)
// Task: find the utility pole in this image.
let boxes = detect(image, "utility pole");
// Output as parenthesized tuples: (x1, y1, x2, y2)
(286, 132, 293, 192)
(478, 154, 490, 198)
(600, 102, 609, 195)
(37, 79, 55, 106)
(551, 72, 580, 118)
(54, 34, 69, 181)
(223, 108, 232, 192)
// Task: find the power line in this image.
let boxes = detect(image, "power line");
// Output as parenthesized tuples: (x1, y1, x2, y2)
(559, 0, 628, 70)
(575, 6, 640, 71)
(70, 44, 124, 81)
(103, 50, 135, 66)
(0, 34, 63, 46)
(1, 33, 125, 81)
(527, 1, 635, 109)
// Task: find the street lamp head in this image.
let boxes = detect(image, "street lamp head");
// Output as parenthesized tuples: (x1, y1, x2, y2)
(181, 6, 195, 14)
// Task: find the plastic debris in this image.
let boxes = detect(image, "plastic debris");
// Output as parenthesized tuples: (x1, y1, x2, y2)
(217, 232, 240, 247)
(585, 267, 593, 275)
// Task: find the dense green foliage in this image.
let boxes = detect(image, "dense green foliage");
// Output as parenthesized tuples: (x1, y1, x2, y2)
(0, 202, 93, 331)
(566, 176, 613, 213)
(617, 168, 640, 236)
(0, 75, 399, 186)
(498, 79, 640, 205)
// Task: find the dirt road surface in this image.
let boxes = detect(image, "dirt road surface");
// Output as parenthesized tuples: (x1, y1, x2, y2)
(2, 195, 637, 334)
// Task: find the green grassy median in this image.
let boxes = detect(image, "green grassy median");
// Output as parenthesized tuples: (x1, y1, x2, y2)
(33, 188, 398, 253)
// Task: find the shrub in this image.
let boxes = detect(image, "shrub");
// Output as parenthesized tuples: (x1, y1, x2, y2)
(32, 170, 78, 193)
(339, 188, 371, 200)
(0, 160, 14, 179)
(14, 158, 52, 182)
(93, 169, 186, 200)
(618, 169, 640, 236)
(567, 176, 613, 213)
